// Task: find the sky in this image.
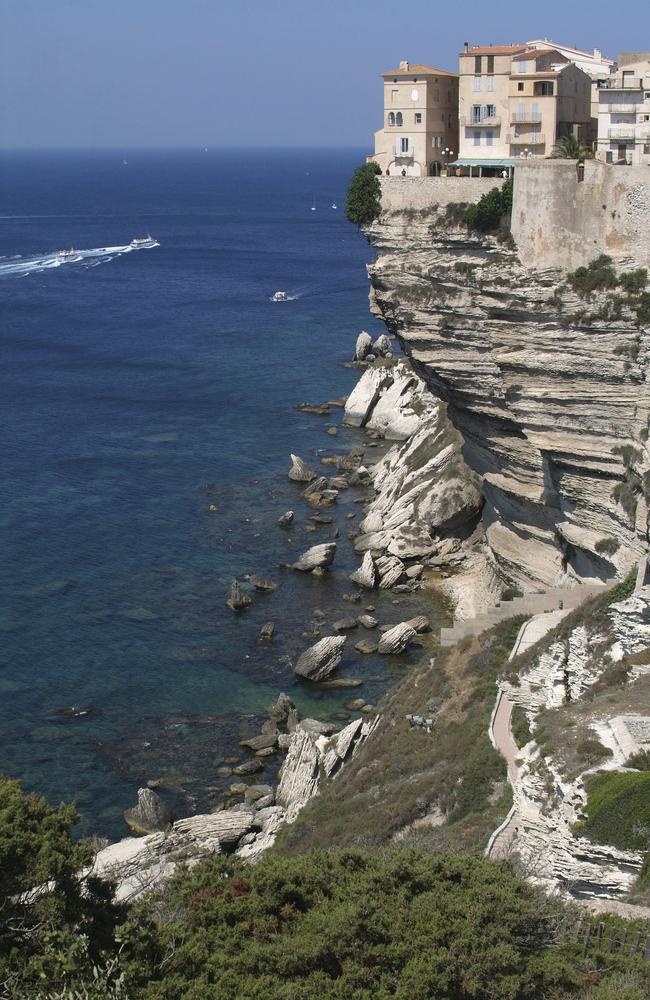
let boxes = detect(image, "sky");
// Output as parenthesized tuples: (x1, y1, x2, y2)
(1, 0, 643, 149)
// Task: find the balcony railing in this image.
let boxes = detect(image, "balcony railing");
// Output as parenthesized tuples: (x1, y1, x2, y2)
(393, 145, 414, 159)
(507, 133, 546, 145)
(608, 128, 638, 140)
(606, 103, 642, 113)
(462, 115, 501, 127)
(600, 77, 644, 90)
(510, 113, 542, 124)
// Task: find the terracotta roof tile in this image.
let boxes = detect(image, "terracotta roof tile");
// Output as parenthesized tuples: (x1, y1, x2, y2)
(462, 44, 526, 55)
(382, 64, 458, 78)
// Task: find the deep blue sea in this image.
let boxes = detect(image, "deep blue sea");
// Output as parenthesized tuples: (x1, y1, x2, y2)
(0, 149, 448, 839)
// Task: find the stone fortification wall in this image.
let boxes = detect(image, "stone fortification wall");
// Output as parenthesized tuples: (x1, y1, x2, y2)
(511, 160, 650, 271)
(380, 176, 505, 213)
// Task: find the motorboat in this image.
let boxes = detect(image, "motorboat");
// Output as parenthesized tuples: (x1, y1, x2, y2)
(271, 290, 289, 302)
(331, 202, 337, 209)
(56, 248, 78, 260)
(130, 235, 157, 249)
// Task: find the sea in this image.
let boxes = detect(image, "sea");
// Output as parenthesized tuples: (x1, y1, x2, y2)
(0, 149, 449, 839)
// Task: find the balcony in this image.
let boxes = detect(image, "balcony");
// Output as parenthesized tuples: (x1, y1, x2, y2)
(607, 103, 642, 113)
(608, 128, 637, 140)
(600, 77, 644, 90)
(510, 112, 542, 124)
(507, 133, 546, 145)
(393, 145, 414, 159)
(462, 115, 501, 127)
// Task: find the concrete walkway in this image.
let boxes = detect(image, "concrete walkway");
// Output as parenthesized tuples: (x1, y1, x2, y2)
(440, 583, 604, 647)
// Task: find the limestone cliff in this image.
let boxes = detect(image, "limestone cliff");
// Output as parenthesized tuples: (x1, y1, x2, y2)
(362, 190, 650, 601)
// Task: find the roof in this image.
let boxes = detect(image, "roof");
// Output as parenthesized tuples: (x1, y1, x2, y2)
(382, 64, 458, 78)
(461, 45, 526, 56)
(519, 47, 565, 59)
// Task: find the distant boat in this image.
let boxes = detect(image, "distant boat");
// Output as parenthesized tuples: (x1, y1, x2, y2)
(331, 202, 337, 209)
(271, 290, 289, 302)
(56, 248, 78, 261)
(130, 236, 157, 249)
(311, 197, 316, 211)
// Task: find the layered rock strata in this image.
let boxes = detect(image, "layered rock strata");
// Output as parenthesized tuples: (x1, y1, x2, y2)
(498, 584, 650, 901)
(363, 203, 650, 600)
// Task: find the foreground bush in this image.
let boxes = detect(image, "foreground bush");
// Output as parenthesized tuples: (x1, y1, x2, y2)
(130, 849, 576, 999)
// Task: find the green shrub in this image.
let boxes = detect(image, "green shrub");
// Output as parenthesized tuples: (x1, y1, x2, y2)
(574, 771, 650, 850)
(626, 749, 650, 771)
(345, 162, 382, 226)
(129, 849, 578, 1000)
(634, 292, 650, 326)
(567, 256, 618, 298)
(595, 537, 620, 556)
(511, 706, 532, 748)
(619, 268, 648, 294)
(464, 179, 513, 234)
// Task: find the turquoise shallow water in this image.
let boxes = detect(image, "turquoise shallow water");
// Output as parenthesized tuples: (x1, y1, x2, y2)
(0, 149, 450, 838)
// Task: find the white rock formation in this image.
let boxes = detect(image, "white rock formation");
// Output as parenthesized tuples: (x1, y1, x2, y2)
(344, 367, 394, 427)
(355, 331, 373, 360)
(349, 551, 376, 589)
(288, 454, 316, 482)
(377, 622, 417, 654)
(292, 542, 336, 572)
(294, 635, 346, 681)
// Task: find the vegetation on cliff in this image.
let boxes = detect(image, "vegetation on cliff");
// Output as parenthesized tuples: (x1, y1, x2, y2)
(345, 162, 382, 226)
(574, 771, 650, 853)
(464, 179, 513, 236)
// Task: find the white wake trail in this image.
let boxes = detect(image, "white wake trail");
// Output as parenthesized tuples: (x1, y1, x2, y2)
(0, 240, 159, 278)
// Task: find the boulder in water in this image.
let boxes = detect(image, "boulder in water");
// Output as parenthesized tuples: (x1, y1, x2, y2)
(288, 454, 316, 482)
(226, 581, 252, 612)
(292, 542, 336, 572)
(294, 635, 346, 681)
(124, 788, 171, 835)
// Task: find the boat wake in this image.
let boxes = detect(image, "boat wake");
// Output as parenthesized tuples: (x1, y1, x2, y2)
(0, 239, 160, 278)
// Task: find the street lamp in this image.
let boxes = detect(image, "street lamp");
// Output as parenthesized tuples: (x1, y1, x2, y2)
(442, 148, 454, 176)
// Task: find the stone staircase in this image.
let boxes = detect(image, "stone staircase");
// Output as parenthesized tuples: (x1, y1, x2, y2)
(439, 583, 606, 647)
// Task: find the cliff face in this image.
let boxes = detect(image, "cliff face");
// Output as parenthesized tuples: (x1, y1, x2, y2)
(363, 202, 649, 598)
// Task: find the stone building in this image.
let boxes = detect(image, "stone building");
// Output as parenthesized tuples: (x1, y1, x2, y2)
(368, 61, 459, 176)
(455, 44, 593, 174)
(526, 39, 615, 124)
(596, 52, 650, 165)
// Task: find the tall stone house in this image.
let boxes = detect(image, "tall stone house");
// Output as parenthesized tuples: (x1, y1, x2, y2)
(455, 44, 593, 174)
(368, 61, 459, 176)
(596, 52, 650, 165)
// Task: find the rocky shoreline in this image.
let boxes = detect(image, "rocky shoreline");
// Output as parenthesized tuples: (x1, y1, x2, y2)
(93, 334, 461, 899)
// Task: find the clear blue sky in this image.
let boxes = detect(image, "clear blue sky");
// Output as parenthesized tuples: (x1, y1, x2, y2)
(1, 0, 639, 149)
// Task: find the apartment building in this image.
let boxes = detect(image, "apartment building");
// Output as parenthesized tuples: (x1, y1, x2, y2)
(526, 39, 615, 123)
(456, 44, 593, 173)
(369, 61, 459, 176)
(596, 52, 650, 165)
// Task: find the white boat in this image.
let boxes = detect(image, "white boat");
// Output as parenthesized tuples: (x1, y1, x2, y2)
(271, 290, 289, 302)
(130, 235, 157, 249)
(310, 197, 316, 211)
(331, 202, 337, 209)
(56, 248, 78, 261)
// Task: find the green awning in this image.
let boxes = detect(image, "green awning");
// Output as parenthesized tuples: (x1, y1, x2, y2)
(450, 158, 518, 168)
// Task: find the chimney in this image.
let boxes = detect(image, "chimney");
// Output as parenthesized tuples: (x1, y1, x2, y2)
(399, 60, 409, 71)
(463, 42, 469, 54)
(594, 48, 602, 61)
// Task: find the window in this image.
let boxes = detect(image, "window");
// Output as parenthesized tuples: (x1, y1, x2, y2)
(387, 112, 395, 126)
(518, 82, 524, 92)
(414, 113, 422, 123)
(487, 55, 494, 73)
(486, 104, 496, 119)
(391, 89, 398, 103)
(518, 61, 528, 74)
(395, 112, 403, 126)
(486, 131, 494, 146)
(471, 104, 481, 123)
(431, 136, 442, 148)
(473, 75, 481, 92)
(487, 76, 494, 92)
(539, 82, 553, 96)
(473, 130, 481, 146)
(474, 55, 482, 73)
(400, 137, 409, 153)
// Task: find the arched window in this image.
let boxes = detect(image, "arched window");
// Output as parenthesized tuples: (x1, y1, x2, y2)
(395, 112, 403, 126)
(388, 112, 395, 126)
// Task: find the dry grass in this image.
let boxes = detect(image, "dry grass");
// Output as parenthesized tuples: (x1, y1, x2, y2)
(274, 616, 526, 857)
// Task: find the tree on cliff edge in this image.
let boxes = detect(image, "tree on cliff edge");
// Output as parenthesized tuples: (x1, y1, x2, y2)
(346, 162, 382, 227)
